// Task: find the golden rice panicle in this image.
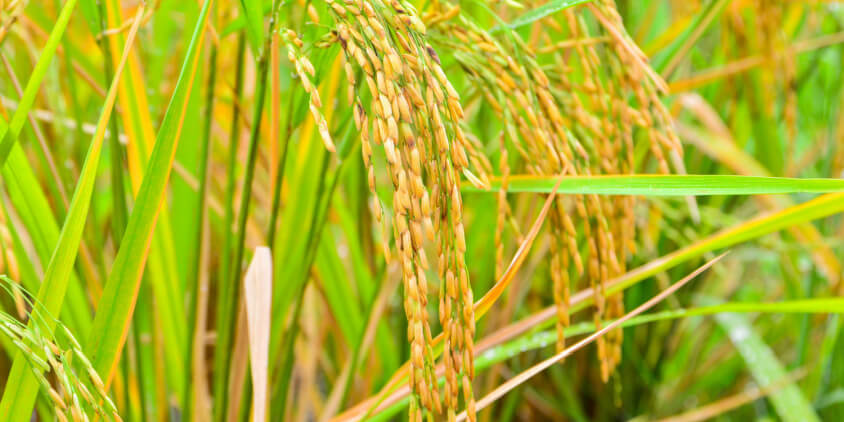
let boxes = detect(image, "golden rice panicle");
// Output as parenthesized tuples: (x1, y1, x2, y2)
(396, 17, 479, 420)
(595, 43, 631, 378)
(281, 29, 336, 153)
(330, 0, 421, 370)
(589, 0, 681, 170)
(555, 11, 616, 376)
(421, 0, 682, 387)
(549, 197, 574, 354)
(326, 0, 484, 417)
(494, 132, 510, 281)
(546, 2, 677, 379)
(438, 2, 668, 379)
(588, 0, 683, 377)
(425, 5, 588, 361)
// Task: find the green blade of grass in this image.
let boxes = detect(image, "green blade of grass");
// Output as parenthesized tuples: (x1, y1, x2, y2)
(182, 41, 218, 422)
(714, 310, 820, 422)
(0, 5, 143, 419)
(315, 232, 365, 346)
(651, 0, 731, 76)
(219, 33, 247, 303)
(462, 175, 844, 196)
(330, 193, 399, 375)
(99, 2, 191, 401)
(0, 0, 78, 166)
(213, 11, 277, 418)
(77, 0, 100, 35)
(85, 0, 214, 386)
(677, 120, 842, 296)
(490, 0, 594, 32)
(217, 4, 283, 418)
(95, 0, 129, 245)
(220, 0, 274, 38)
(239, 0, 266, 55)
(506, 192, 844, 342)
(565, 298, 844, 345)
(0, 140, 92, 337)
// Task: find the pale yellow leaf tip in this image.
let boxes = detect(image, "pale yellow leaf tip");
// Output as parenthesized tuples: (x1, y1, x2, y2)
(244, 246, 273, 422)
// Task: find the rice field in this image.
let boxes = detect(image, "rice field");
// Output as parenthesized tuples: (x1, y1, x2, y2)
(0, 0, 843, 421)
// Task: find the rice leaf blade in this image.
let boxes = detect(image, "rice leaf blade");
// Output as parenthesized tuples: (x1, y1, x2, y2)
(463, 175, 844, 196)
(0, 5, 143, 419)
(714, 311, 820, 422)
(0, 0, 78, 166)
(85, 0, 214, 386)
(239, 0, 266, 55)
(491, 0, 594, 32)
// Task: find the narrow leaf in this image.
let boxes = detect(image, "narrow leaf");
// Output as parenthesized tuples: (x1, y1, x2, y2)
(85, 0, 214, 386)
(77, 0, 101, 36)
(714, 311, 820, 422)
(0, 5, 144, 420)
(652, 0, 731, 76)
(0, 0, 78, 166)
(492, 0, 594, 32)
(239, 0, 265, 55)
(462, 175, 844, 196)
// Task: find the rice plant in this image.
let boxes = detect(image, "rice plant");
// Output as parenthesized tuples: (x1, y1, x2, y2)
(0, 0, 843, 421)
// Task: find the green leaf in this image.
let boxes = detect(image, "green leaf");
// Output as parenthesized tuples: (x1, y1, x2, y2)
(462, 175, 844, 196)
(651, 0, 731, 75)
(99, 0, 190, 401)
(491, 0, 594, 32)
(0, 4, 142, 419)
(714, 310, 820, 422)
(0, 0, 78, 166)
(239, 0, 265, 55)
(0, 145, 91, 334)
(85, 0, 214, 386)
(315, 232, 364, 345)
(220, 0, 274, 38)
(77, 0, 101, 36)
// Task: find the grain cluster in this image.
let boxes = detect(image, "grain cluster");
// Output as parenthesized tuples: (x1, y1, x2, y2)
(321, 0, 489, 419)
(426, 0, 681, 382)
